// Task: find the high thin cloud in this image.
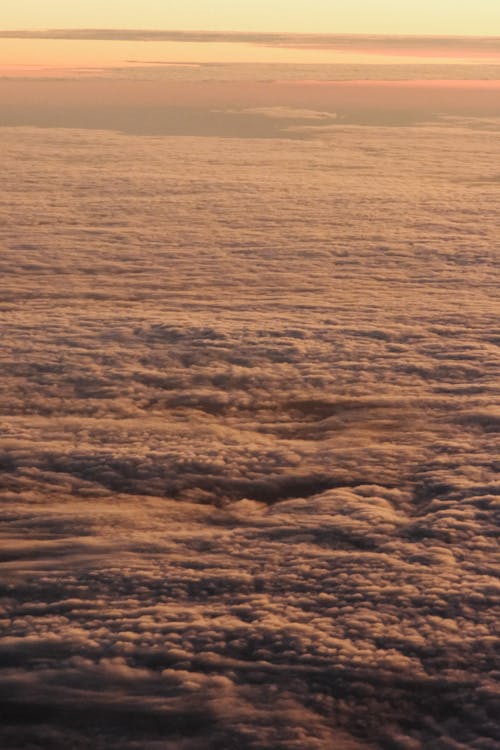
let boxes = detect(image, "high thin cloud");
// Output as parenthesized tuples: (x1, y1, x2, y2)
(0, 122, 499, 750)
(1, 28, 500, 56)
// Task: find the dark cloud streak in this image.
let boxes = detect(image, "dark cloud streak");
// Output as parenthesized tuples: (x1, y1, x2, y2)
(1, 28, 500, 55)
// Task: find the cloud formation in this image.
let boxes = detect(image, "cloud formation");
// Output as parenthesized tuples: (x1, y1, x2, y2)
(1, 29, 500, 56)
(1, 76, 500, 136)
(0, 122, 499, 749)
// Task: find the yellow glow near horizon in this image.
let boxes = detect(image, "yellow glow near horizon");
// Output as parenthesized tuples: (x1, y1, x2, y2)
(3, 38, 500, 71)
(1, 0, 500, 36)
(1, 3, 500, 73)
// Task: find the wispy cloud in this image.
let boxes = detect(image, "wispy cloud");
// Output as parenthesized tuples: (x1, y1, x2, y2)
(221, 106, 338, 121)
(1, 28, 500, 56)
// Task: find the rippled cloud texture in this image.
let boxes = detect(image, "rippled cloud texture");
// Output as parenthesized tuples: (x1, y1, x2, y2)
(1, 114, 499, 749)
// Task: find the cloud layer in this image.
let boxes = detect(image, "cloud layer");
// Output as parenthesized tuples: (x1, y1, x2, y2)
(0, 123, 499, 749)
(1, 29, 500, 56)
(1, 77, 500, 136)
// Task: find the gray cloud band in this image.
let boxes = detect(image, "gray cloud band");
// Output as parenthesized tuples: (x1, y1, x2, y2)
(1, 28, 500, 54)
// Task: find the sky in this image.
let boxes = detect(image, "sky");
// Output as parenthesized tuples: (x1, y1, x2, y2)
(1, 3, 500, 131)
(2, 1, 500, 70)
(2, 0, 500, 35)
(1, 5, 500, 750)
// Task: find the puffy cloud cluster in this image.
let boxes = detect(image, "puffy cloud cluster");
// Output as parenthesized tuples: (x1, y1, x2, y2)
(0, 124, 499, 749)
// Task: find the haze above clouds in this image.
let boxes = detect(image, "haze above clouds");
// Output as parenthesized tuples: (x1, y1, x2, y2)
(1, 69, 500, 136)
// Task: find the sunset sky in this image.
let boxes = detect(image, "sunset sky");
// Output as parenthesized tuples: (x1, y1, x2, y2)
(2, 0, 500, 35)
(1, 1, 500, 70)
(1, 4, 499, 750)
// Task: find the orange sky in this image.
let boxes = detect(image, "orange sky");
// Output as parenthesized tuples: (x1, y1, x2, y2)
(1, 32, 500, 73)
